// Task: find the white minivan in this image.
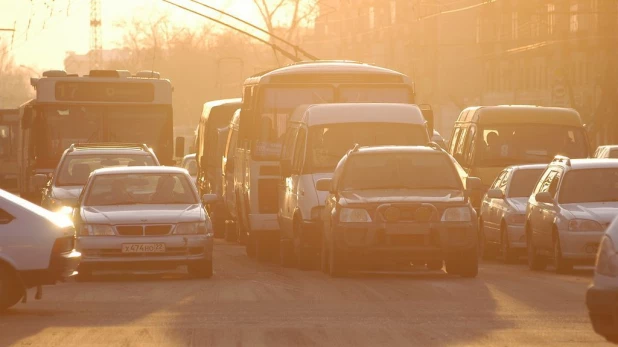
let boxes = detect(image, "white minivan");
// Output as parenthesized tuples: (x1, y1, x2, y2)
(0, 189, 81, 311)
(277, 103, 433, 269)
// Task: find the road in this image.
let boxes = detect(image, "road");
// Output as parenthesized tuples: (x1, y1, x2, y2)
(0, 240, 608, 347)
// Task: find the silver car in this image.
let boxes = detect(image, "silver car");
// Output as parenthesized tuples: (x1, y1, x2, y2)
(72, 166, 213, 280)
(526, 156, 618, 273)
(480, 164, 546, 263)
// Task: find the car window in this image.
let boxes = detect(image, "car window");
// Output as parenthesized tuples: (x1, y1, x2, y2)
(538, 170, 558, 194)
(490, 170, 507, 190)
(548, 170, 562, 197)
(610, 149, 618, 158)
(559, 168, 618, 204)
(449, 127, 462, 154)
(0, 208, 14, 224)
(292, 128, 307, 173)
(56, 154, 156, 186)
(84, 173, 197, 206)
(341, 152, 462, 191)
(507, 169, 545, 198)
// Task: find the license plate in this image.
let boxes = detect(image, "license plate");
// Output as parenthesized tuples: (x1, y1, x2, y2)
(122, 243, 166, 253)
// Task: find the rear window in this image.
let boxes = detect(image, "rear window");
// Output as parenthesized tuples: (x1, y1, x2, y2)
(508, 169, 545, 198)
(340, 152, 462, 191)
(56, 154, 156, 186)
(559, 168, 618, 204)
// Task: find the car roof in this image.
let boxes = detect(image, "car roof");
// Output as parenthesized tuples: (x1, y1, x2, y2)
(90, 166, 188, 176)
(598, 145, 618, 149)
(67, 148, 154, 156)
(507, 164, 548, 171)
(351, 145, 444, 155)
(289, 103, 426, 126)
(183, 153, 196, 160)
(552, 158, 618, 170)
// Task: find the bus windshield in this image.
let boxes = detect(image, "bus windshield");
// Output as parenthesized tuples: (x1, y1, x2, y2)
(477, 124, 588, 166)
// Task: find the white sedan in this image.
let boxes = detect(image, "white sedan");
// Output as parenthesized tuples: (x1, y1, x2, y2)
(71, 166, 213, 280)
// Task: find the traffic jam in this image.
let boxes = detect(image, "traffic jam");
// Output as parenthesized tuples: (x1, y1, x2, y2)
(0, 63, 617, 345)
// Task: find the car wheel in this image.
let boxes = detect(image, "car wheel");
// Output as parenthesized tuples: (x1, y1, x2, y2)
(606, 335, 618, 344)
(329, 242, 347, 277)
(458, 248, 479, 278)
(0, 265, 23, 311)
(445, 259, 461, 275)
(279, 238, 295, 268)
(246, 233, 256, 259)
(527, 230, 547, 271)
(501, 226, 518, 264)
(553, 234, 572, 274)
(294, 219, 312, 271)
(426, 260, 443, 271)
(479, 222, 497, 260)
(320, 232, 329, 274)
(188, 259, 213, 279)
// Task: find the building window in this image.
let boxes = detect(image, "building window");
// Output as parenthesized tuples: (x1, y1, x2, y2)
(390, 1, 396, 25)
(547, 4, 556, 35)
(512, 12, 519, 40)
(570, 4, 579, 33)
(369, 7, 375, 29)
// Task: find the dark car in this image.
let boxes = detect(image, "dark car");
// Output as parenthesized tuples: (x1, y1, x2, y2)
(316, 144, 482, 277)
(37, 143, 160, 212)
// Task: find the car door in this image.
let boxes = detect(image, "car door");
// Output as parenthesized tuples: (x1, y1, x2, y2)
(278, 126, 298, 230)
(530, 170, 557, 248)
(289, 127, 307, 226)
(539, 169, 563, 249)
(482, 169, 507, 242)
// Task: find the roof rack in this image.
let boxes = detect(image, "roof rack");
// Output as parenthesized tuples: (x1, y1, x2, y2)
(551, 155, 571, 166)
(68, 142, 150, 152)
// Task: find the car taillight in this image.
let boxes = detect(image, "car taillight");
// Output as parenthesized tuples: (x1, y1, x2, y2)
(52, 236, 75, 254)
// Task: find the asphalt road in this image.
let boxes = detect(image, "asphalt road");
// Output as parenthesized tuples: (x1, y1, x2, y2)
(0, 240, 609, 347)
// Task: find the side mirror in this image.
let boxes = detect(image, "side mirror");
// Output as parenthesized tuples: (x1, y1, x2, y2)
(21, 107, 33, 130)
(535, 192, 554, 204)
(280, 159, 292, 177)
(466, 177, 482, 191)
(315, 178, 332, 192)
(175, 137, 185, 158)
(202, 193, 221, 205)
(486, 188, 504, 199)
(33, 174, 49, 189)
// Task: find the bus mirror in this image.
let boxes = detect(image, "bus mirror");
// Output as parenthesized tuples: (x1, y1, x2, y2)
(21, 108, 33, 130)
(419, 104, 434, 137)
(175, 137, 185, 158)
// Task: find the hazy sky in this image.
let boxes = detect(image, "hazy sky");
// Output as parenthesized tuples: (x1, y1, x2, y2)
(0, 0, 263, 72)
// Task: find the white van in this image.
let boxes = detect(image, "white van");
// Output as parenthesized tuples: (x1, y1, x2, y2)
(0, 189, 81, 310)
(277, 103, 432, 269)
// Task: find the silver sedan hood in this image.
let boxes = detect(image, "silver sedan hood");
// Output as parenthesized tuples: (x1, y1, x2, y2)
(81, 204, 205, 225)
(561, 202, 618, 225)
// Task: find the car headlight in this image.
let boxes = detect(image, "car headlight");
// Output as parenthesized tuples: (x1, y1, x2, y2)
(79, 224, 115, 236)
(339, 208, 372, 223)
(568, 219, 603, 232)
(173, 222, 208, 235)
(595, 235, 618, 277)
(506, 213, 526, 225)
(441, 207, 472, 222)
(58, 205, 74, 215)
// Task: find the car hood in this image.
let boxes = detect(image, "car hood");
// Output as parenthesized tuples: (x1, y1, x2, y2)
(81, 204, 204, 224)
(507, 197, 529, 213)
(340, 189, 465, 205)
(561, 202, 618, 224)
(311, 173, 334, 205)
(52, 185, 83, 203)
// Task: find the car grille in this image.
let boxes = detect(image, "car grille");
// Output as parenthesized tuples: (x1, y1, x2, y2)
(82, 246, 204, 258)
(115, 225, 173, 236)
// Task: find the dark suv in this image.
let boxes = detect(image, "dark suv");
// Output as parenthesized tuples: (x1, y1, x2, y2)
(316, 145, 482, 277)
(38, 143, 160, 212)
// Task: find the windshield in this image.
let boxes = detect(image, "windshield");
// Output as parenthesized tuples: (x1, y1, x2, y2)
(338, 86, 410, 103)
(85, 173, 197, 206)
(341, 152, 462, 191)
(306, 123, 429, 173)
(559, 168, 618, 204)
(56, 154, 156, 186)
(478, 124, 588, 166)
(508, 169, 545, 198)
(38, 106, 171, 163)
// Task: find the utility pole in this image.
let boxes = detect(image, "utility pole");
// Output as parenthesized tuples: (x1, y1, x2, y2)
(90, 0, 103, 70)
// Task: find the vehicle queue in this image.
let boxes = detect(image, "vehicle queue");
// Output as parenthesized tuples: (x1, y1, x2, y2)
(0, 61, 616, 344)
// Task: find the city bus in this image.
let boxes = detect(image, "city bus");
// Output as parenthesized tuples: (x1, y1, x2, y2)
(234, 60, 423, 260)
(17, 69, 179, 202)
(0, 108, 20, 194)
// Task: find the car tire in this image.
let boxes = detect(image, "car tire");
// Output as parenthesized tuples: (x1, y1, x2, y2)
(553, 234, 572, 274)
(246, 233, 256, 259)
(501, 226, 518, 264)
(320, 233, 330, 274)
(479, 222, 497, 260)
(329, 243, 347, 277)
(426, 260, 443, 271)
(294, 219, 312, 271)
(255, 233, 272, 262)
(458, 248, 479, 278)
(279, 238, 295, 268)
(527, 230, 547, 271)
(606, 335, 618, 344)
(188, 259, 213, 279)
(0, 265, 23, 311)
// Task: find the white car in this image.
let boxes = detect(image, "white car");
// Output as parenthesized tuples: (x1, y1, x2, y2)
(479, 164, 546, 262)
(72, 166, 213, 279)
(0, 189, 81, 311)
(593, 145, 618, 159)
(587, 216, 618, 344)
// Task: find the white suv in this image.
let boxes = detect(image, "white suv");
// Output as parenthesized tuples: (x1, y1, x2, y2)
(0, 189, 81, 310)
(277, 103, 432, 269)
(525, 156, 618, 273)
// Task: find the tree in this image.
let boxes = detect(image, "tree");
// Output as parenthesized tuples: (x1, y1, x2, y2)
(252, 0, 319, 42)
(0, 44, 33, 108)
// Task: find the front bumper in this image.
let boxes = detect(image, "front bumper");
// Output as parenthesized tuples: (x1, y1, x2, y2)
(77, 235, 213, 268)
(586, 285, 618, 341)
(507, 224, 526, 249)
(558, 229, 604, 263)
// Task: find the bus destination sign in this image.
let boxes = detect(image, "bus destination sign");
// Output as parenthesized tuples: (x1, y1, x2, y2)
(54, 81, 155, 102)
